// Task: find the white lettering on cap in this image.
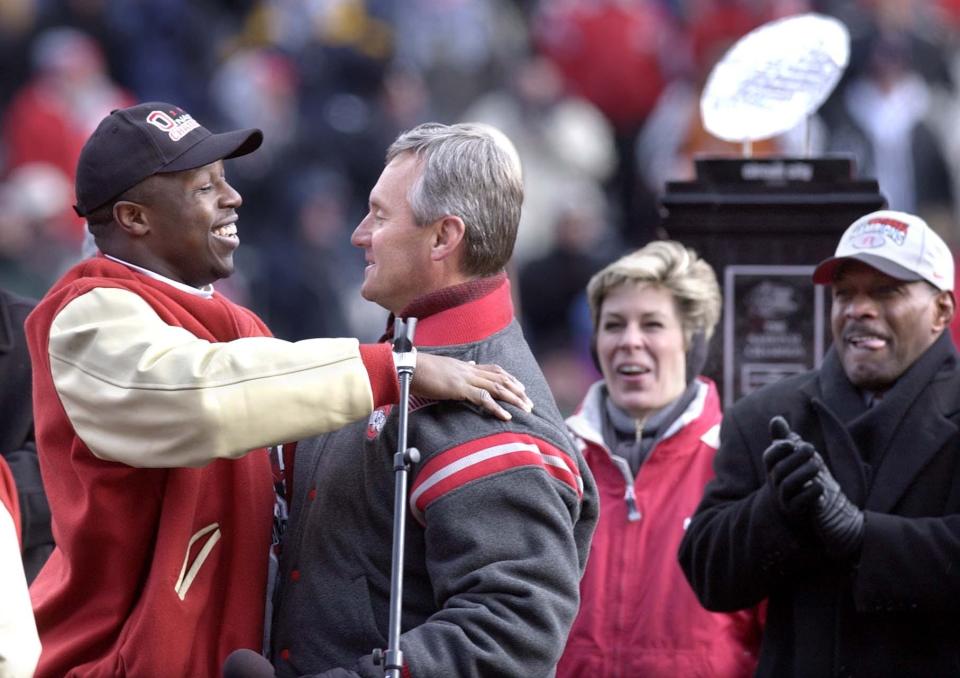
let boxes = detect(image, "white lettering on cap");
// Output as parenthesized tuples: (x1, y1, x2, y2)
(146, 110, 201, 142)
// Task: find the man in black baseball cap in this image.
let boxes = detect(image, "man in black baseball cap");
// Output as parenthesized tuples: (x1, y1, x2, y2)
(73, 101, 266, 288)
(76, 101, 265, 287)
(74, 101, 263, 218)
(24, 102, 533, 677)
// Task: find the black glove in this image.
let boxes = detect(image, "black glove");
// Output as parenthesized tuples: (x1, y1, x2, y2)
(763, 416, 823, 521)
(809, 451, 865, 560)
(768, 416, 865, 560)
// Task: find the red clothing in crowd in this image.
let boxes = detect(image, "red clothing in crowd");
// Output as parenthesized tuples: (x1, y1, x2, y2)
(952, 251, 960, 347)
(0, 457, 19, 545)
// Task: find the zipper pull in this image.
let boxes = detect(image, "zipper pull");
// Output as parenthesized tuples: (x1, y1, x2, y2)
(625, 484, 642, 522)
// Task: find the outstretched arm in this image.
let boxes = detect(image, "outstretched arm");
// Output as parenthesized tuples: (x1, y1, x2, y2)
(49, 288, 534, 468)
(48, 288, 378, 467)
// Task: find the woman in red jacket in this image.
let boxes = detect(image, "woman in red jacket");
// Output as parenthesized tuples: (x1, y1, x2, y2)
(558, 240, 763, 677)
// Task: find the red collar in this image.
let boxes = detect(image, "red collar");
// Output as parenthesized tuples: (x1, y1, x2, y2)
(383, 273, 514, 347)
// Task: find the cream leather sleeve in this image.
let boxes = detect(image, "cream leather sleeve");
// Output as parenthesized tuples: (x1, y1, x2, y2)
(48, 287, 374, 468)
(0, 508, 41, 678)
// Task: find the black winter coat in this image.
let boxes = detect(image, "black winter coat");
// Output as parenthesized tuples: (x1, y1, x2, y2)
(679, 333, 960, 677)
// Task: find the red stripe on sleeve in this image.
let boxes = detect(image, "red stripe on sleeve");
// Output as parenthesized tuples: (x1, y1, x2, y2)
(409, 432, 581, 523)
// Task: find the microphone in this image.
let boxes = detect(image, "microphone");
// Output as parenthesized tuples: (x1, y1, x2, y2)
(222, 649, 276, 678)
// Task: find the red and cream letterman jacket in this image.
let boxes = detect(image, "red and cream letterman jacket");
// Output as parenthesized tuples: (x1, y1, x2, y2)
(557, 378, 763, 678)
(25, 255, 397, 677)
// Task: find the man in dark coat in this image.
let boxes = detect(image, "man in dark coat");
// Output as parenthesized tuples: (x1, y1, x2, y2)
(679, 209, 959, 677)
(0, 287, 52, 582)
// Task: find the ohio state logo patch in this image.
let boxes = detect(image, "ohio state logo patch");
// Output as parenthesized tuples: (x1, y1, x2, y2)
(145, 109, 201, 141)
(366, 405, 393, 440)
(849, 216, 908, 249)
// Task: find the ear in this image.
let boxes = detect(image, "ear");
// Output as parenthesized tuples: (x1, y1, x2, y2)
(430, 215, 466, 262)
(113, 200, 150, 237)
(932, 291, 956, 332)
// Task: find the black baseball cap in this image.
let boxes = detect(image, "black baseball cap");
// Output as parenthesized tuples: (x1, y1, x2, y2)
(74, 102, 263, 217)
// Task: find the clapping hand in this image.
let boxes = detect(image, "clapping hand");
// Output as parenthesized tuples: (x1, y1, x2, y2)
(763, 416, 823, 522)
(766, 416, 865, 560)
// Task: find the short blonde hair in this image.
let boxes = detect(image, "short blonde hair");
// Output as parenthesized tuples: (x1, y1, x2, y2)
(587, 240, 722, 343)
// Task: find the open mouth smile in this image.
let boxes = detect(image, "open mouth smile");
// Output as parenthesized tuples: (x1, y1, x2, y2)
(211, 220, 239, 248)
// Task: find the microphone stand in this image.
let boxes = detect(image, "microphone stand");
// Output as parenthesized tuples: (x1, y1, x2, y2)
(373, 317, 420, 678)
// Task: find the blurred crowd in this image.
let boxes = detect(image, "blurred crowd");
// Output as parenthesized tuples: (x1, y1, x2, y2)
(3, 0, 960, 413)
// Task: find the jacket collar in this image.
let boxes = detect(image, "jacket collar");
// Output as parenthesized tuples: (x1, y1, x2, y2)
(567, 377, 716, 453)
(103, 253, 215, 298)
(381, 273, 514, 347)
(566, 381, 608, 449)
(803, 347, 866, 424)
(863, 332, 958, 511)
(807, 332, 958, 510)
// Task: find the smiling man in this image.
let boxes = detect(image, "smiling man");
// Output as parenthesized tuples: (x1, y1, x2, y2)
(270, 122, 598, 678)
(24, 103, 532, 677)
(679, 209, 960, 676)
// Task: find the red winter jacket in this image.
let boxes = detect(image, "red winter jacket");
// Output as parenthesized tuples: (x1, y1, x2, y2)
(558, 378, 764, 678)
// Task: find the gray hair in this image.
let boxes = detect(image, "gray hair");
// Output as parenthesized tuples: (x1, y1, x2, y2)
(386, 122, 523, 277)
(587, 240, 722, 343)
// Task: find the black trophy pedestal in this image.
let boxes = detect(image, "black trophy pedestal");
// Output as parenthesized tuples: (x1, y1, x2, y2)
(659, 155, 885, 405)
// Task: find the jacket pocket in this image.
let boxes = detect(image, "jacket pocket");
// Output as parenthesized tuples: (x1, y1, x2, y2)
(175, 522, 221, 600)
(348, 574, 387, 647)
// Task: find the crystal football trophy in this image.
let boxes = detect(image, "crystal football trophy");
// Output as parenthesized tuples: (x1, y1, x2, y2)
(700, 13, 850, 156)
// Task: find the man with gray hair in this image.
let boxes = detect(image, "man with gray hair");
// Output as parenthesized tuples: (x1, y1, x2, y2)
(269, 122, 599, 677)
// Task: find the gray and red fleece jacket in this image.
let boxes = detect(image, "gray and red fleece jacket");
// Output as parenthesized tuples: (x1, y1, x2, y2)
(272, 273, 599, 678)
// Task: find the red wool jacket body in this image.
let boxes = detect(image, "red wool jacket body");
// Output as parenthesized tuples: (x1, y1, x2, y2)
(25, 256, 393, 677)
